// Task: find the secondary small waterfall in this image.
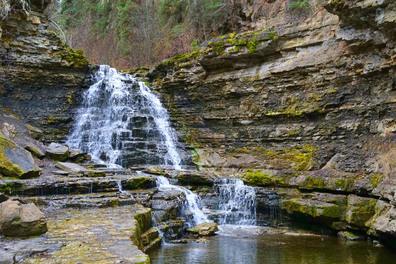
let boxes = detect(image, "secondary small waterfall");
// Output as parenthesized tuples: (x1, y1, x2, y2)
(215, 179, 257, 226)
(67, 65, 181, 169)
(156, 176, 209, 228)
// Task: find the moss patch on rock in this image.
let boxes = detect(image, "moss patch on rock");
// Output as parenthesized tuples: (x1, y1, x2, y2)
(150, 27, 279, 77)
(126, 176, 156, 190)
(282, 198, 345, 220)
(242, 169, 287, 186)
(346, 195, 377, 227)
(0, 136, 40, 179)
(234, 144, 316, 171)
(54, 47, 89, 68)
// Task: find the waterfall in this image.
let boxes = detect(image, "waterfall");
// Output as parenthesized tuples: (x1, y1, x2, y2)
(66, 65, 181, 169)
(215, 179, 257, 226)
(156, 176, 209, 228)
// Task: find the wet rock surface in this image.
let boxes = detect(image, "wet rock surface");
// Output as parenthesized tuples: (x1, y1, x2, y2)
(20, 206, 151, 264)
(187, 222, 219, 237)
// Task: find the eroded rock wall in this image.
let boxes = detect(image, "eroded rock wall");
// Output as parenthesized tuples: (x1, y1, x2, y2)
(0, 2, 90, 142)
(150, 0, 396, 176)
(148, 0, 396, 244)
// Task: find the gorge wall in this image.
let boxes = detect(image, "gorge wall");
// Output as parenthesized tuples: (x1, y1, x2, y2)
(149, 0, 396, 175)
(0, 0, 90, 142)
(147, 0, 396, 244)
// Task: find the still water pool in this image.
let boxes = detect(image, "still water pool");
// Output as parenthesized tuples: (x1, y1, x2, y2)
(149, 226, 396, 264)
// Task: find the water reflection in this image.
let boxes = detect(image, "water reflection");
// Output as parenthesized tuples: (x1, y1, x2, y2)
(150, 226, 396, 264)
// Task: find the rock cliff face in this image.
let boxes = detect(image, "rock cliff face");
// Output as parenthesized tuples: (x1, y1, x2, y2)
(0, 1, 90, 142)
(148, 0, 396, 244)
(150, 0, 396, 175)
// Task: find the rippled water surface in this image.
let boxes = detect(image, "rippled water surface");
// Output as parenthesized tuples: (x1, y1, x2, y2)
(150, 226, 396, 264)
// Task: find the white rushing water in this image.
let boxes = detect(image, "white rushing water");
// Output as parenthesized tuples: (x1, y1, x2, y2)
(66, 65, 181, 169)
(156, 176, 209, 227)
(216, 178, 257, 226)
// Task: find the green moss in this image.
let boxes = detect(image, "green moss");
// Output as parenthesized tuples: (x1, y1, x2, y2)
(325, 89, 337, 94)
(347, 197, 377, 226)
(264, 94, 323, 117)
(87, 171, 106, 178)
(300, 176, 325, 189)
(55, 46, 89, 68)
(322, 205, 344, 219)
(0, 181, 23, 195)
(282, 199, 318, 217)
(282, 95, 323, 116)
(369, 173, 383, 188)
(333, 177, 355, 191)
(127, 176, 154, 190)
(152, 27, 279, 73)
(190, 148, 201, 171)
(0, 136, 25, 177)
(233, 144, 316, 171)
(134, 208, 152, 234)
(242, 169, 286, 186)
(282, 199, 344, 219)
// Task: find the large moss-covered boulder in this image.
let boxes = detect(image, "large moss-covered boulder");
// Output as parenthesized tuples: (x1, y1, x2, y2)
(0, 136, 40, 179)
(0, 200, 48, 237)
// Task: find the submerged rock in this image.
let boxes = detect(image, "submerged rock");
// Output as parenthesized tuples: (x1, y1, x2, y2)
(0, 200, 47, 237)
(338, 231, 366, 241)
(0, 136, 40, 179)
(187, 222, 219, 236)
(45, 143, 69, 161)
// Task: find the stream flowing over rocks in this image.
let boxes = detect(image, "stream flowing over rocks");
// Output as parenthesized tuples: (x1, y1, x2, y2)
(1, 0, 396, 263)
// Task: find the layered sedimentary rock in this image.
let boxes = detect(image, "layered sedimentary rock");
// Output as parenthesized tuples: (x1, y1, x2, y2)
(0, 1, 90, 142)
(148, 0, 396, 242)
(150, 0, 395, 175)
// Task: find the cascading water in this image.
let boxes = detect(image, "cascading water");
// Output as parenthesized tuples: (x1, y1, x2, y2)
(67, 65, 181, 169)
(156, 176, 209, 228)
(67, 65, 207, 228)
(214, 178, 257, 226)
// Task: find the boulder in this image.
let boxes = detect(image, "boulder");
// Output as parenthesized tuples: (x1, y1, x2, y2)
(24, 143, 45, 159)
(0, 200, 47, 237)
(0, 136, 40, 179)
(46, 143, 69, 161)
(156, 219, 185, 241)
(337, 231, 365, 241)
(69, 150, 91, 162)
(56, 162, 87, 174)
(187, 222, 219, 236)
